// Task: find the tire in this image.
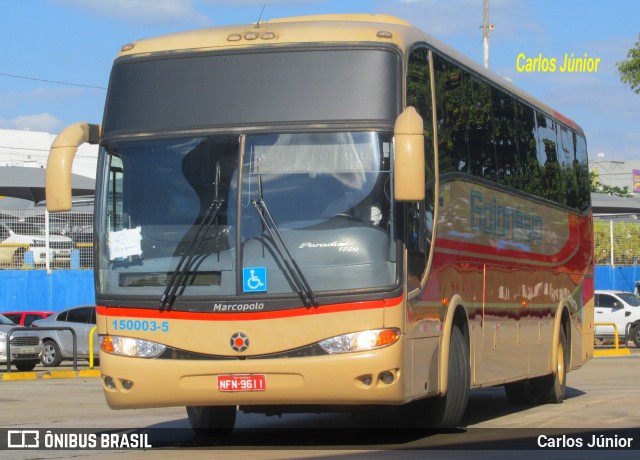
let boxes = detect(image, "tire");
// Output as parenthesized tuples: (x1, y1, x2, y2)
(40, 340, 63, 367)
(14, 360, 38, 372)
(504, 379, 535, 405)
(630, 324, 640, 349)
(186, 405, 236, 438)
(403, 325, 470, 428)
(532, 326, 568, 404)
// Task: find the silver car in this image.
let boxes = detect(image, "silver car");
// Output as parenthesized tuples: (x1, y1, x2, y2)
(31, 305, 98, 367)
(0, 313, 43, 371)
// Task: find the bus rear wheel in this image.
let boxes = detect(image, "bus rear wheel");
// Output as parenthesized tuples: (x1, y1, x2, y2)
(532, 327, 567, 404)
(186, 405, 236, 438)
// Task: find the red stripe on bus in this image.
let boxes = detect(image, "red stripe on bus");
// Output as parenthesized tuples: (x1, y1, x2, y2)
(97, 295, 403, 321)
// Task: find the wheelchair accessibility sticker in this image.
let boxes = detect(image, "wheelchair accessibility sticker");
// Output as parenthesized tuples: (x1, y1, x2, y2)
(243, 267, 267, 293)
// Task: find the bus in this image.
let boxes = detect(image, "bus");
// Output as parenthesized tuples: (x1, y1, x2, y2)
(46, 14, 594, 433)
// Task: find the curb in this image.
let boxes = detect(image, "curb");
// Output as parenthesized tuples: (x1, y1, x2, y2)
(2, 369, 101, 381)
(594, 348, 632, 357)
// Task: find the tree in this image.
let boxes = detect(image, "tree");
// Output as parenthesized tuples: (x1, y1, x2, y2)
(617, 34, 640, 95)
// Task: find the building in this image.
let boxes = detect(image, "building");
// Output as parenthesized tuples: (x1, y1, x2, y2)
(0, 128, 98, 179)
(590, 159, 640, 194)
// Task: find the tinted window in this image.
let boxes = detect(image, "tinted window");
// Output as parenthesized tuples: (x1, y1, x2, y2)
(536, 113, 561, 202)
(429, 54, 589, 213)
(405, 46, 437, 289)
(558, 127, 578, 207)
(65, 307, 92, 324)
(433, 54, 469, 174)
(617, 292, 640, 306)
(596, 294, 616, 308)
(491, 87, 518, 187)
(574, 133, 590, 211)
(4, 313, 20, 324)
(24, 314, 41, 327)
(467, 78, 495, 180)
(105, 48, 401, 136)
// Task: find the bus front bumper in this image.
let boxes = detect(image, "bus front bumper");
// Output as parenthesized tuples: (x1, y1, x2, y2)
(99, 344, 406, 409)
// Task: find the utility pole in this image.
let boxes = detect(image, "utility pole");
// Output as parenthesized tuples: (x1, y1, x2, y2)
(483, 0, 490, 68)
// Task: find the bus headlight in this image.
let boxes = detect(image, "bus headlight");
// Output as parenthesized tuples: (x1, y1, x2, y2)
(100, 335, 166, 358)
(318, 328, 400, 354)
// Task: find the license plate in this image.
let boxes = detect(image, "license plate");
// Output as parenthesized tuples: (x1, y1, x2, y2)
(15, 347, 36, 354)
(217, 374, 266, 392)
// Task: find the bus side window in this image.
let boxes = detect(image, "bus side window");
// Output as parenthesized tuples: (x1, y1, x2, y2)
(535, 112, 561, 203)
(516, 102, 542, 198)
(574, 133, 590, 212)
(107, 155, 124, 232)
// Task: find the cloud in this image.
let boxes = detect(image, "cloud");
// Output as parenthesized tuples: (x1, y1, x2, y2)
(52, 0, 211, 26)
(1, 113, 64, 133)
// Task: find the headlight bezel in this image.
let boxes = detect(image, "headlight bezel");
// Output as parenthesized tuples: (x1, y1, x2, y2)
(100, 335, 166, 358)
(318, 328, 401, 354)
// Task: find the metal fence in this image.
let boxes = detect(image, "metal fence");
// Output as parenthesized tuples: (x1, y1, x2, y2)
(0, 208, 93, 270)
(594, 219, 640, 267)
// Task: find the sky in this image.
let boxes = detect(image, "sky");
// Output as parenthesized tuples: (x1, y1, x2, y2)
(1, 0, 639, 161)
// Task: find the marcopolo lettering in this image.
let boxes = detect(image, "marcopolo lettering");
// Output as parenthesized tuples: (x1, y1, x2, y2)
(470, 190, 543, 244)
(213, 302, 265, 312)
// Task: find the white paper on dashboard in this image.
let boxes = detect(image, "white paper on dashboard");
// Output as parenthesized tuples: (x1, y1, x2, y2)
(109, 227, 142, 260)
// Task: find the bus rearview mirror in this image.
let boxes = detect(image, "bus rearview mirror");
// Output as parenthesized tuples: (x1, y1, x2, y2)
(46, 123, 101, 212)
(393, 107, 425, 202)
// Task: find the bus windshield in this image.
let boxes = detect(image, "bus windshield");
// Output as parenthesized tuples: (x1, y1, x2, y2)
(96, 131, 397, 306)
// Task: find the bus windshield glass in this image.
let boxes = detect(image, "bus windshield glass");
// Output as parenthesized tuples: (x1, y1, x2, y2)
(96, 132, 396, 306)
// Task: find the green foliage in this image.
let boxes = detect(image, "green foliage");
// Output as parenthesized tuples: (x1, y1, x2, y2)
(594, 220, 640, 265)
(617, 34, 640, 95)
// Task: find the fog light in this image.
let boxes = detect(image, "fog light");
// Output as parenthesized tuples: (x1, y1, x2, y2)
(357, 374, 373, 386)
(379, 370, 396, 385)
(121, 379, 134, 390)
(103, 376, 116, 389)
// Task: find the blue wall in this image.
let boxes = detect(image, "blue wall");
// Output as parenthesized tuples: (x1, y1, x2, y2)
(0, 270, 95, 313)
(595, 266, 640, 292)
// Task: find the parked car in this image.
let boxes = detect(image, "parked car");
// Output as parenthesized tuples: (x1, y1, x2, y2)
(594, 290, 640, 347)
(24, 215, 93, 268)
(31, 305, 98, 367)
(0, 313, 43, 371)
(0, 220, 75, 267)
(2, 311, 55, 327)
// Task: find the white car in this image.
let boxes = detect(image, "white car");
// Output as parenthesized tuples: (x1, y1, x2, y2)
(0, 313, 43, 371)
(0, 220, 75, 267)
(594, 290, 640, 347)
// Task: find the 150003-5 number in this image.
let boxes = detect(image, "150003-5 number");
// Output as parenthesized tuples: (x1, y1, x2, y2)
(112, 319, 169, 332)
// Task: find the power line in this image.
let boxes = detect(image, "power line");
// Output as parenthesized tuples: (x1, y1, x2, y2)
(0, 72, 106, 90)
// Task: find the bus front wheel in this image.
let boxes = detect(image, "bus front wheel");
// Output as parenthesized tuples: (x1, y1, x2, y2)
(186, 405, 236, 438)
(404, 325, 470, 428)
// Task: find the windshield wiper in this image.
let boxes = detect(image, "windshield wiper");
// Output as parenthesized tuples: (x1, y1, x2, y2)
(160, 163, 223, 311)
(250, 170, 318, 307)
